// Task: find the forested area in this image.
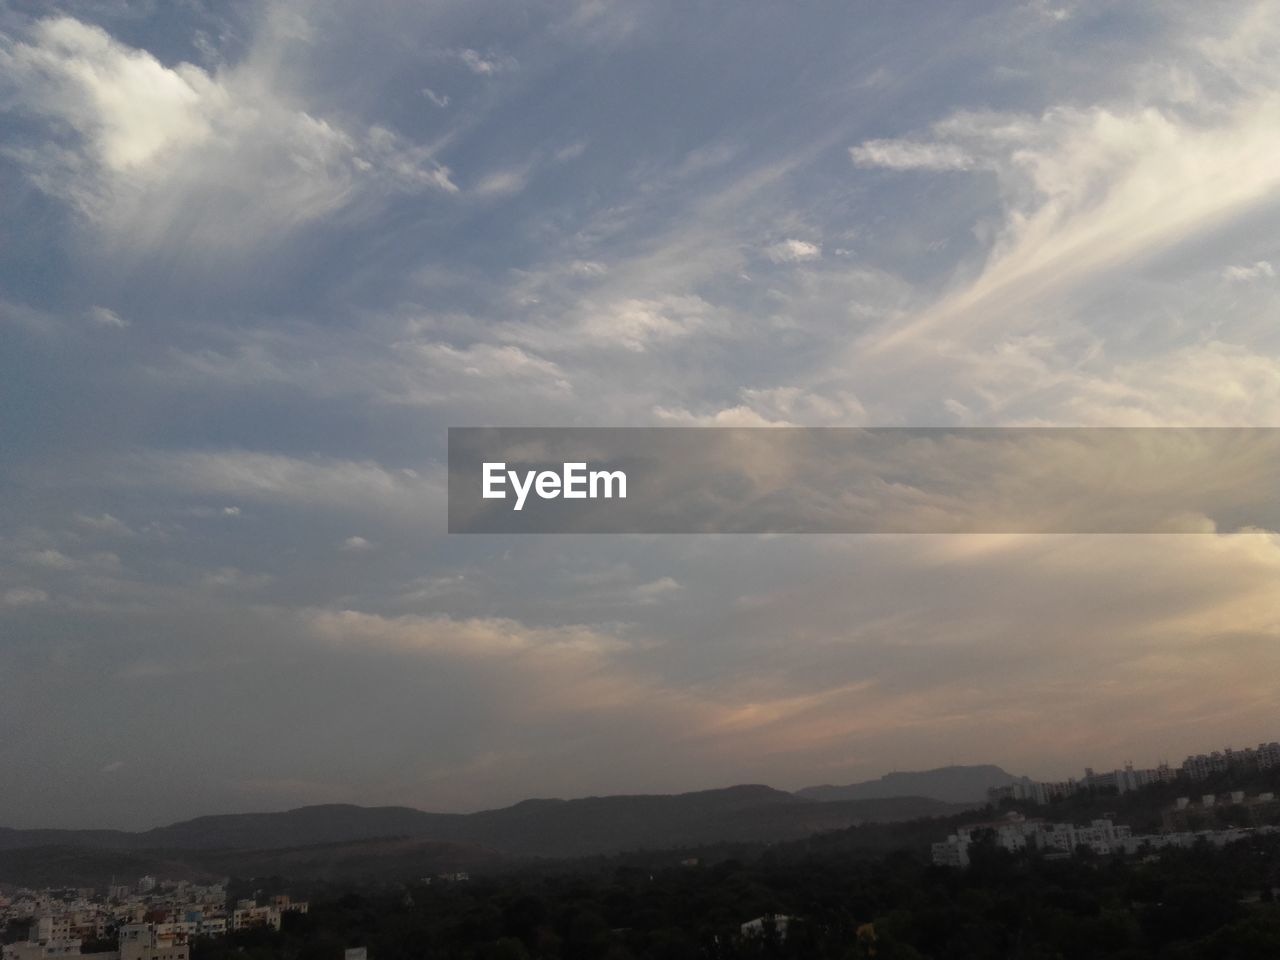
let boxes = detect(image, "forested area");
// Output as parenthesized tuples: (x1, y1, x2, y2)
(193, 831, 1280, 960)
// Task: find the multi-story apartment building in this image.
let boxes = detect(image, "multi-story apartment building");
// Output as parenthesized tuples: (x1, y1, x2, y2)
(118, 923, 188, 960)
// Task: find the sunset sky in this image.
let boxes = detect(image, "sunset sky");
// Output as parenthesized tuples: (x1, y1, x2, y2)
(3, 0, 1280, 829)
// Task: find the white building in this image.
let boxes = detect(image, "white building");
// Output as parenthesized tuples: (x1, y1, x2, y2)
(931, 835, 971, 868)
(740, 915, 791, 939)
(118, 924, 188, 960)
(231, 906, 280, 932)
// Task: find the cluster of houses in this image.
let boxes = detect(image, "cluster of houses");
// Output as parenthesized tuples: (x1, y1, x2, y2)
(0, 880, 307, 960)
(989, 740, 1280, 805)
(932, 806, 1280, 868)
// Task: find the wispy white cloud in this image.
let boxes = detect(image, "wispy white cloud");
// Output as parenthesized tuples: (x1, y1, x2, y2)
(76, 513, 133, 536)
(456, 48, 515, 76)
(863, 98, 1280, 354)
(1223, 260, 1275, 281)
(107, 449, 442, 520)
(472, 167, 529, 197)
(629, 576, 682, 603)
(764, 239, 822, 263)
(849, 139, 976, 171)
(200, 566, 272, 591)
(86, 305, 128, 328)
(421, 87, 450, 108)
(0, 16, 457, 252)
(576, 295, 718, 352)
(2, 586, 48, 606)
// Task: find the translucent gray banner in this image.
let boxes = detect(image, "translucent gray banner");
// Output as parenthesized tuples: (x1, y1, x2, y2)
(447, 428, 1280, 533)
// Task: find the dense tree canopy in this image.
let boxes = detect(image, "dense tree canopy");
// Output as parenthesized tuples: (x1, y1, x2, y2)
(192, 832, 1280, 960)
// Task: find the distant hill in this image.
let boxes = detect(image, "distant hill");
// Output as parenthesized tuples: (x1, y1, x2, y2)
(0, 784, 974, 875)
(0, 837, 502, 889)
(796, 765, 1023, 804)
(0, 845, 221, 889)
(0, 827, 134, 852)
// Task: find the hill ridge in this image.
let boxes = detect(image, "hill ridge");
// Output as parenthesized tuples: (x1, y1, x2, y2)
(796, 764, 1023, 804)
(0, 784, 972, 863)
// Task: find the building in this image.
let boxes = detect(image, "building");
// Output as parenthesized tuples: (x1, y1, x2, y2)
(935, 815, 1136, 863)
(1162, 790, 1280, 831)
(273, 895, 309, 916)
(231, 906, 280, 932)
(118, 924, 188, 960)
(2, 941, 88, 960)
(197, 917, 226, 937)
(986, 737, 1280, 808)
(30, 919, 73, 945)
(1179, 742, 1280, 780)
(935, 813, 1280, 868)
(931, 835, 970, 868)
(740, 915, 791, 940)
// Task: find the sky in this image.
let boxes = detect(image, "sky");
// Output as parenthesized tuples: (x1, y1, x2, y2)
(2, 0, 1280, 830)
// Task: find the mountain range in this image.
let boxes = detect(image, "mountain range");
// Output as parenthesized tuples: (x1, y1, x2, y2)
(795, 763, 1021, 804)
(0, 765, 1017, 886)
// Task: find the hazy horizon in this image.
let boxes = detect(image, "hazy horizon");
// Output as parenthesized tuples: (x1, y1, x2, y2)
(5, 0, 1280, 832)
(2, 724, 1271, 833)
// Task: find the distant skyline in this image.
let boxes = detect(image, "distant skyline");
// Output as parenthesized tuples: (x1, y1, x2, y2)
(4, 0, 1280, 830)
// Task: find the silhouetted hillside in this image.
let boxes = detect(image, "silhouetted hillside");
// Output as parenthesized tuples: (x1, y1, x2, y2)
(796, 764, 1022, 804)
(143, 804, 458, 852)
(0, 837, 502, 889)
(0, 845, 219, 889)
(0, 784, 972, 874)
(0, 827, 134, 852)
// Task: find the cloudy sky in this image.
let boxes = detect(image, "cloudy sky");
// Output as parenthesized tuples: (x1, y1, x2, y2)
(3, 0, 1280, 830)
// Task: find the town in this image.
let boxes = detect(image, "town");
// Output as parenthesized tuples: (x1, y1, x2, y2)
(1, 881, 307, 960)
(934, 738, 1280, 868)
(987, 739, 1280, 805)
